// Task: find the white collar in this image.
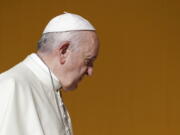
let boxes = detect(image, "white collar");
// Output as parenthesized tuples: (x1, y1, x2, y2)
(22, 53, 61, 91)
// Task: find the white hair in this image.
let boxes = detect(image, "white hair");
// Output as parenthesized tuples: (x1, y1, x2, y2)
(37, 31, 86, 52)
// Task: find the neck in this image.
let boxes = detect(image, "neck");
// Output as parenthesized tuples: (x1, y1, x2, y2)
(37, 51, 62, 82)
(37, 51, 53, 69)
(23, 53, 61, 90)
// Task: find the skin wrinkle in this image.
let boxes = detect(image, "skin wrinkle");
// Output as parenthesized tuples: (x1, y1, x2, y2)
(37, 31, 99, 90)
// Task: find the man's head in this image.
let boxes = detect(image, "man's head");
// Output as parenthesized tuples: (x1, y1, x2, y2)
(37, 31, 99, 90)
(37, 12, 99, 90)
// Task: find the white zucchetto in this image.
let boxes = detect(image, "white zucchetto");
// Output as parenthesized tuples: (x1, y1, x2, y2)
(43, 12, 96, 34)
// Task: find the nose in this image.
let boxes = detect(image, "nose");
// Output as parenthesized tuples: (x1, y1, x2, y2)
(86, 67, 93, 76)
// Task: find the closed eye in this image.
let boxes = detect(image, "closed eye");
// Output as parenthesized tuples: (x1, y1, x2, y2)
(84, 59, 93, 67)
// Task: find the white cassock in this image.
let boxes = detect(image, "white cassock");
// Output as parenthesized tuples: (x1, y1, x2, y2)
(0, 53, 73, 135)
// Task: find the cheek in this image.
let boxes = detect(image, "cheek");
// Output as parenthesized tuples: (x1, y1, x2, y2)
(65, 54, 86, 75)
(72, 63, 87, 79)
(80, 65, 87, 73)
(65, 60, 82, 77)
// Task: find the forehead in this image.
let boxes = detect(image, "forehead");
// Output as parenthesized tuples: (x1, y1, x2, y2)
(80, 31, 99, 57)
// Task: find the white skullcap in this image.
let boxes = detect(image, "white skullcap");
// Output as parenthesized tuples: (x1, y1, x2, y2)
(43, 12, 96, 34)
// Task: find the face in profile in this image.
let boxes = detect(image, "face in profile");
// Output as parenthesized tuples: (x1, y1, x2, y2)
(62, 31, 99, 90)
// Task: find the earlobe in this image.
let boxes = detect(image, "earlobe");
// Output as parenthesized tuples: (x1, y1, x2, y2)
(58, 42, 70, 65)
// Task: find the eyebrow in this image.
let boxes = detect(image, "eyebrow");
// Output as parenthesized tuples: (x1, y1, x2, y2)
(87, 56, 97, 60)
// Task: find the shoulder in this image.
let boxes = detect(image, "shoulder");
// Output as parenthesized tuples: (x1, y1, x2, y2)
(0, 62, 37, 88)
(0, 64, 37, 106)
(0, 65, 38, 106)
(0, 68, 30, 96)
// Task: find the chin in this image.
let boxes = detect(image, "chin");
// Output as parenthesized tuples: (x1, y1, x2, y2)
(63, 84, 78, 91)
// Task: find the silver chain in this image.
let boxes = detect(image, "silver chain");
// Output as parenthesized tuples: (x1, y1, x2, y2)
(37, 54, 72, 135)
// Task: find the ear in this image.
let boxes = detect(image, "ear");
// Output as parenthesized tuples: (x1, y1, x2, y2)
(58, 42, 70, 64)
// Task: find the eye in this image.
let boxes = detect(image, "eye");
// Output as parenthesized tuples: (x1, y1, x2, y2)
(84, 59, 93, 67)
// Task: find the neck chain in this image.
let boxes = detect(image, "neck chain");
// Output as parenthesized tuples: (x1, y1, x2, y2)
(36, 54, 72, 135)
